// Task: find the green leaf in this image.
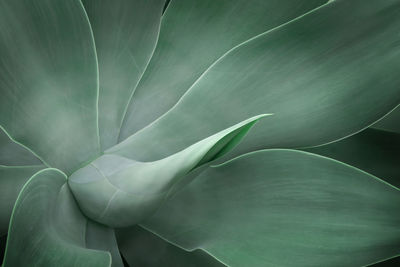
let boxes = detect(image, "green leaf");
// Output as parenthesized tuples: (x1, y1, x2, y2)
(116, 0, 400, 162)
(119, 0, 327, 140)
(70, 115, 269, 227)
(0, 165, 44, 235)
(0, 127, 41, 166)
(304, 128, 400, 188)
(85, 220, 124, 267)
(371, 105, 400, 134)
(116, 225, 225, 267)
(3, 168, 115, 267)
(81, 0, 165, 150)
(0, 0, 99, 174)
(142, 149, 400, 267)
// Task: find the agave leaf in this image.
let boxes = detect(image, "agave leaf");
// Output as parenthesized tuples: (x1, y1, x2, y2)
(119, 0, 327, 140)
(0, 0, 99, 174)
(0, 128, 41, 166)
(371, 105, 400, 134)
(142, 149, 400, 267)
(70, 115, 269, 227)
(304, 128, 400, 188)
(116, 225, 225, 267)
(116, 0, 400, 162)
(81, 0, 165, 150)
(0, 165, 44, 235)
(85, 220, 124, 267)
(2, 168, 119, 267)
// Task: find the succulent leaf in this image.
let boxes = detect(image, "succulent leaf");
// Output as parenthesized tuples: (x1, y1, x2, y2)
(141, 149, 400, 267)
(119, 0, 327, 140)
(304, 128, 400, 188)
(117, 225, 225, 267)
(372, 105, 400, 134)
(81, 0, 165, 150)
(0, 165, 44, 235)
(69, 115, 269, 227)
(3, 168, 119, 267)
(0, 128, 42, 166)
(115, 0, 400, 162)
(0, 0, 100, 174)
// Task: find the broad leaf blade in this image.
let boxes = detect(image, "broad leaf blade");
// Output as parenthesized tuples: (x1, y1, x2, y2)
(3, 169, 115, 267)
(0, 128, 42, 166)
(116, 0, 400, 162)
(116, 225, 225, 267)
(0, 165, 44, 235)
(81, 0, 165, 150)
(143, 150, 400, 267)
(371, 105, 400, 134)
(0, 0, 99, 174)
(70, 115, 268, 227)
(119, 0, 327, 140)
(304, 128, 400, 188)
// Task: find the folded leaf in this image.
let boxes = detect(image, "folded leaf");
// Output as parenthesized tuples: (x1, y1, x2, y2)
(3, 169, 116, 267)
(142, 149, 400, 267)
(81, 0, 165, 150)
(371, 105, 400, 134)
(304, 128, 400, 188)
(70, 115, 269, 227)
(116, 0, 400, 162)
(0, 0, 99, 174)
(0, 165, 44, 235)
(116, 225, 225, 267)
(119, 0, 326, 140)
(0, 128, 41, 166)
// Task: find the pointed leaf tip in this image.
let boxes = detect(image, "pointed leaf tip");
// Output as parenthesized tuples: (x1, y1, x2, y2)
(69, 114, 270, 227)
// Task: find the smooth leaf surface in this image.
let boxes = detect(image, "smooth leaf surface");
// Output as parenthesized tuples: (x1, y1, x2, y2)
(3, 168, 114, 267)
(0, 0, 99, 174)
(116, 225, 225, 267)
(143, 150, 400, 267)
(81, 0, 165, 150)
(116, 0, 400, 162)
(85, 220, 124, 267)
(70, 115, 268, 227)
(119, 0, 327, 140)
(371, 105, 400, 134)
(0, 165, 44, 235)
(304, 128, 400, 188)
(0, 128, 41, 166)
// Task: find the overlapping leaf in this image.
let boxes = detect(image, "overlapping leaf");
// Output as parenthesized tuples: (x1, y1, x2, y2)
(0, 0, 99, 174)
(114, 0, 400, 162)
(142, 149, 400, 267)
(119, 0, 327, 140)
(305, 128, 400, 188)
(69, 115, 268, 227)
(3, 168, 122, 266)
(81, 0, 165, 150)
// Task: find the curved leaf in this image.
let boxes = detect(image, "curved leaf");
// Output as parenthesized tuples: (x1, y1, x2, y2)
(3, 168, 114, 267)
(0, 165, 44, 235)
(0, 0, 99, 174)
(119, 0, 327, 140)
(116, 225, 225, 267)
(81, 0, 165, 150)
(116, 0, 400, 162)
(142, 150, 400, 267)
(0, 127, 41, 166)
(70, 115, 268, 227)
(304, 128, 400, 188)
(85, 221, 124, 267)
(371, 105, 400, 134)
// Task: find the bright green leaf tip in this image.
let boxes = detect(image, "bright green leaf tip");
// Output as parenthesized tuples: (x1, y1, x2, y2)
(68, 114, 271, 227)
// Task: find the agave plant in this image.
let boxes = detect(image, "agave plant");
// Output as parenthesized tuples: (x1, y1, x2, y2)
(1, 0, 400, 266)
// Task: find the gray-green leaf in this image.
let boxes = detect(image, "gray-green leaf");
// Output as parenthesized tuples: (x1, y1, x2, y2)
(142, 149, 400, 267)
